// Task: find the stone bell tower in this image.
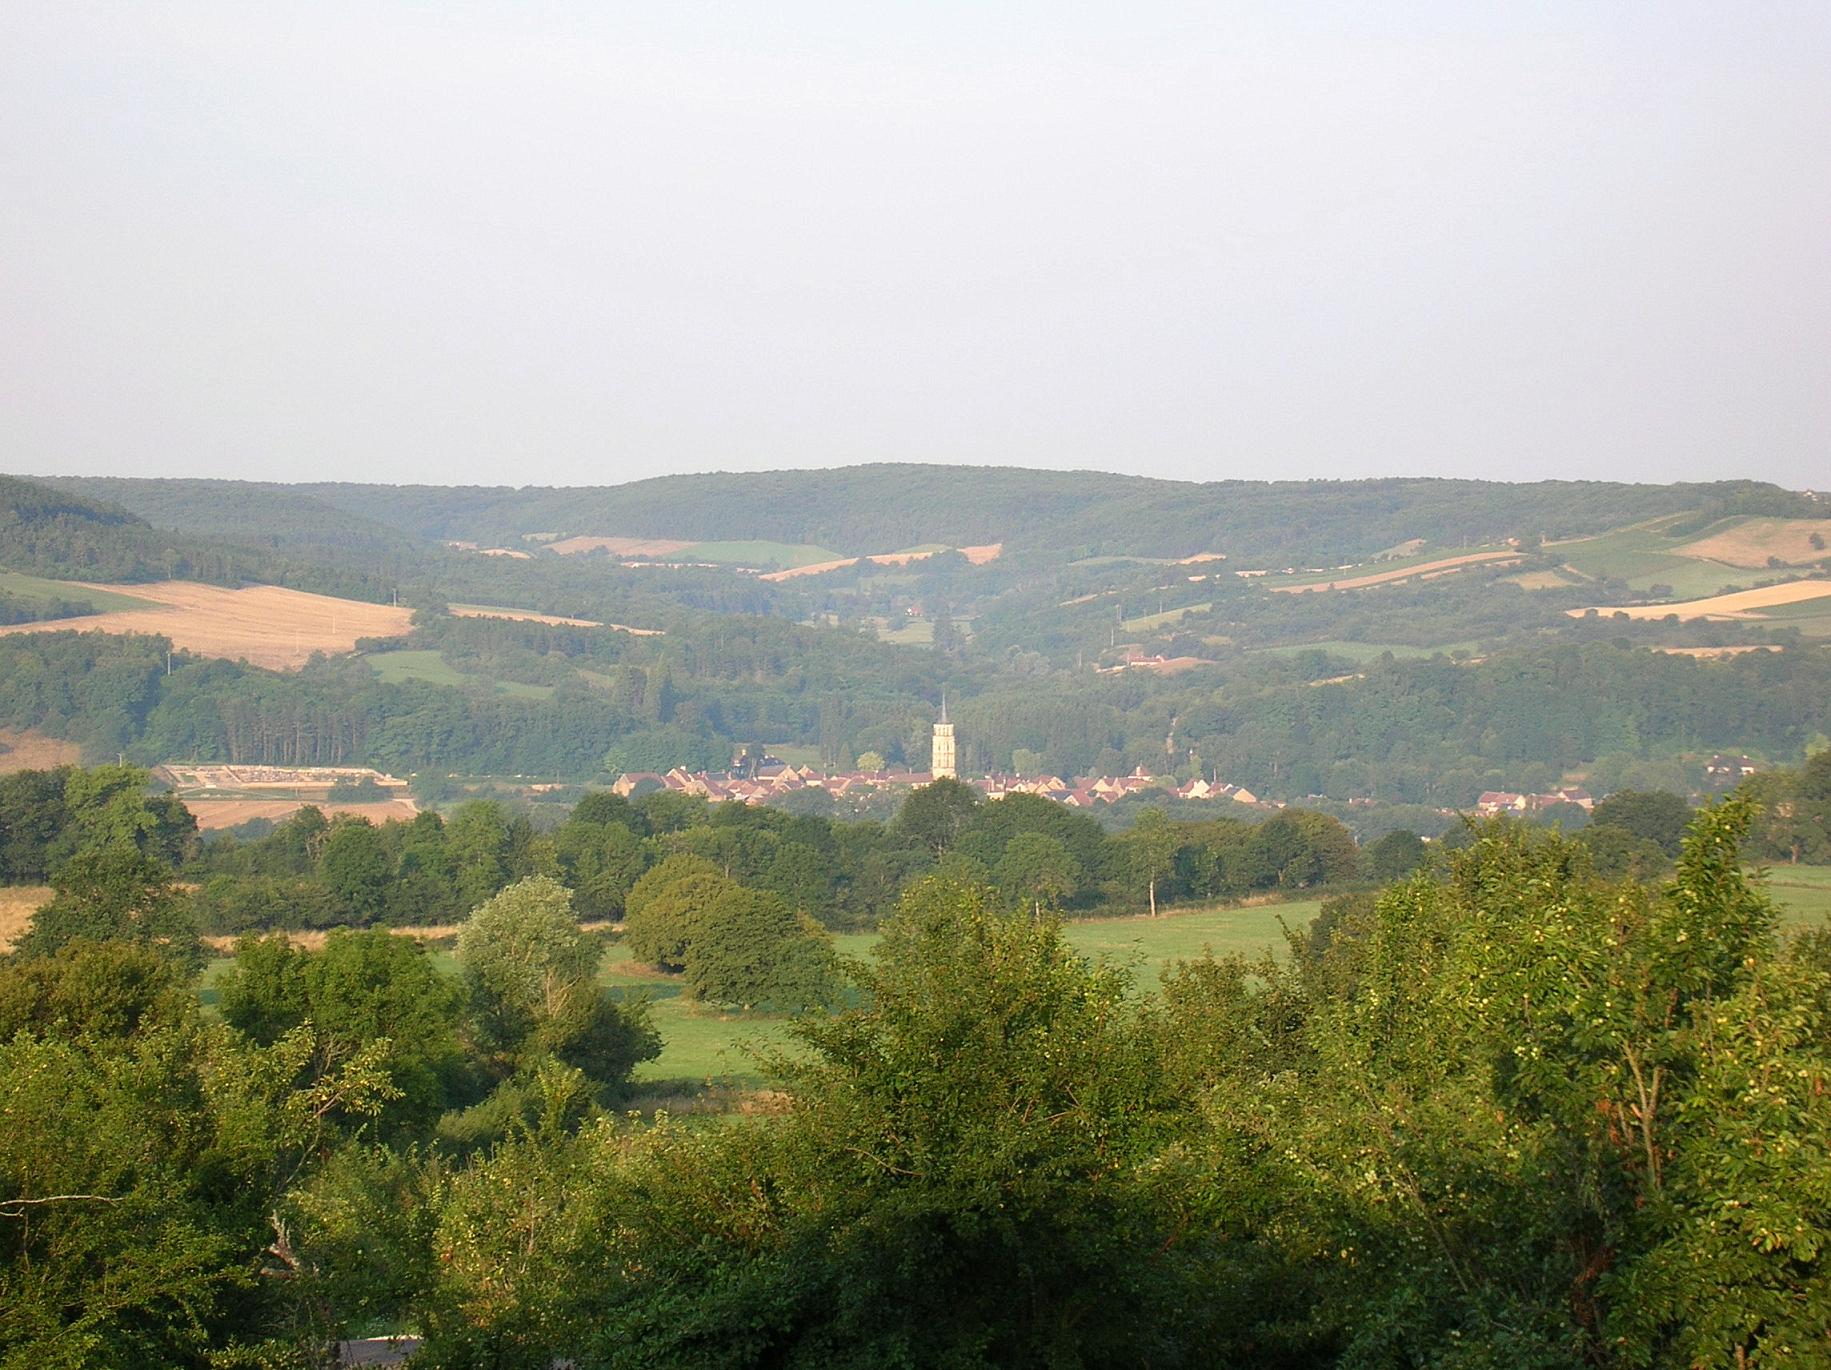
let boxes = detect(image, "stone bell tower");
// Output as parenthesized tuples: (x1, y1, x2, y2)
(930, 694, 957, 780)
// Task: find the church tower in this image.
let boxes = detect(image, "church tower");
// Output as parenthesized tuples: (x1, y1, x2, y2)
(931, 695, 957, 780)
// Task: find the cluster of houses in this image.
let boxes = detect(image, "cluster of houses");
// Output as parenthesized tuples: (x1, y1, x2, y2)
(1473, 786, 1595, 817)
(609, 761, 1265, 811)
(1473, 757, 1762, 817)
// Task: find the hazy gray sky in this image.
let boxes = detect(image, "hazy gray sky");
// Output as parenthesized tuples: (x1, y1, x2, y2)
(3, 3, 1827, 488)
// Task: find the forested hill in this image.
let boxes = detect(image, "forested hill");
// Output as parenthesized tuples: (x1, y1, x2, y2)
(0, 474, 395, 602)
(27, 475, 424, 570)
(40, 467, 1814, 565)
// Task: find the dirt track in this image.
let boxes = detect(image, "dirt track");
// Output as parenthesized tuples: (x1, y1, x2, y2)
(1269, 550, 1521, 593)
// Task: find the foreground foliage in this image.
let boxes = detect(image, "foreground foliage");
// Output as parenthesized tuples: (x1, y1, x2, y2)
(5, 797, 1830, 1365)
(381, 800, 1831, 1367)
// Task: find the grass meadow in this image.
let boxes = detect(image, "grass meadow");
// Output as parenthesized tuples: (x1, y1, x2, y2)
(614, 898, 1322, 1085)
(676, 540, 844, 570)
(0, 570, 157, 613)
(368, 649, 555, 700)
(189, 871, 1831, 1095)
(1768, 865, 1831, 928)
(1252, 640, 1483, 663)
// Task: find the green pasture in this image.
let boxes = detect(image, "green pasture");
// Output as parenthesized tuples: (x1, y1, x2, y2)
(1553, 519, 1754, 598)
(874, 616, 934, 645)
(1768, 866, 1831, 928)
(760, 742, 823, 768)
(676, 540, 845, 570)
(618, 898, 1321, 1084)
(1252, 639, 1481, 663)
(1122, 602, 1212, 633)
(1747, 597, 1831, 638)
(0, 569, 158, 613)
(196, 874, 1829, 1092)
(368, 649, 555, 700)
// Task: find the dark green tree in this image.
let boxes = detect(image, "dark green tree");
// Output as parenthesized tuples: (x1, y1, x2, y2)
(1588, 788, 1692, 856)
(14, 843, 201, 971)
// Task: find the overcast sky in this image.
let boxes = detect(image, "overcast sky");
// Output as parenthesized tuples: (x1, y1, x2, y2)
(3, 3, 1827, 489)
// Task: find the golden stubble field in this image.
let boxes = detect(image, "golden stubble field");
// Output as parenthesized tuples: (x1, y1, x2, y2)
(1673, 518, 1831, 569)
(0, 886, 51, 954)
(1571, 579, 1831, 622)
(0, 728, 83, 772)
(449, 604, 603, 628)
(0, 581, 414, 670)
(181, 797, 422, 830)
(760, 542, 1004, 582)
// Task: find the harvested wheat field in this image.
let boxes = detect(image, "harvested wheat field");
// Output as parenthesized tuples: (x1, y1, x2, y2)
(548, 535, 696, 557)
(1672, 518, 1831, 569)
(1569, 579, 1831, 622)
(762, 542, 1004, 582)
(0, 728, 82, 772)
(1271, 550, 1521, 593)
(450, 603, 604, 628)
(183, 797, 420, 831)
(0, 886, 51, 954)
(1653, 645, 1785, 659)
(0, 581, 413, 670)
(761, 550, 924, 582)
(202, 924, 456, 954)
(202, 918, 613, 954)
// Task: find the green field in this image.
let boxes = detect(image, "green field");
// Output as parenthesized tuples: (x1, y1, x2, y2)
(0, 569, 158, 613)
(873, 615, 934, 645)
(368, 649, 555, 700)
(1122, 602, 1212, 632)
(1553, 519, 1755, 599)
(676, 540, 845, 570)
(1767, 866, 1831, 928)
(195, 876, 1831, 1093)
(760, 742, 823, 768)
(1253, 639, 1481, 663)
(1748, 597, 1831, 638)
(617, 898, 1321, 1084)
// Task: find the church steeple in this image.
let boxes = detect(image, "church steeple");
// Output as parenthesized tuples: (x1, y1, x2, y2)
(931, 694, 957, 780)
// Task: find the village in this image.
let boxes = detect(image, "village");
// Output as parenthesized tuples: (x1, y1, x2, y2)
(608, 759, 1266, 810)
